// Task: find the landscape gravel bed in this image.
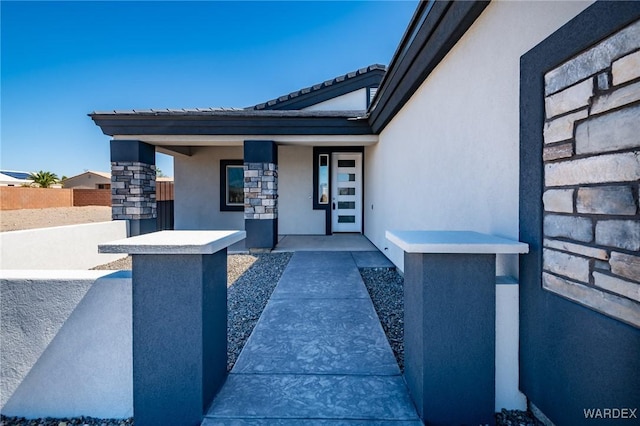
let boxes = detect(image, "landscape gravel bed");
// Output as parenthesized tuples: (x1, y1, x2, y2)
(0, 417, 132, 426)
(226, 252, 292, 370)
(359, 267, 405, 372)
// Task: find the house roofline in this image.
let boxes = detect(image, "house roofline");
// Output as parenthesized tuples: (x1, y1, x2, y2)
(89, 1, 490, 139)
(89, 109, 372, 137)
(368, 0, 490, 133)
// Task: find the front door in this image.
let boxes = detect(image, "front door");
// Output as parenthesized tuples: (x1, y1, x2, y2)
(331, 153, 362, 233)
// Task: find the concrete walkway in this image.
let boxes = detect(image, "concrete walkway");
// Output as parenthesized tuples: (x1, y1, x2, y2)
(203, 251, 420, 425)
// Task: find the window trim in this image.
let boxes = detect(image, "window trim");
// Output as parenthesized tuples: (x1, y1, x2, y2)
(220, 160, 244, 212)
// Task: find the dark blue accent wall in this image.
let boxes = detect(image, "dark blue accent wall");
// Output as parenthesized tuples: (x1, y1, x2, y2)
(243, 140, 277, 164)
(132, 251, 227, 425)
(110, 140, 155, 164)
(243, 140, 278, 249)
(404, 252, 496, 424)
(245, 219, 278, 249)
(519, 3, 640, 425)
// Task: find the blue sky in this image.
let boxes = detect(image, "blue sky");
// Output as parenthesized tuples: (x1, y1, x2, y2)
(1, 1, 417, 178)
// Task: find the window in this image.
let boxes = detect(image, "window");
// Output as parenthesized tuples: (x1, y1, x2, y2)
(318, 154, 329, 204)
(220, 160, 244, 211)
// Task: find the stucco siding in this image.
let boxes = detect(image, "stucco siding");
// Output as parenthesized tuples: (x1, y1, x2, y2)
(303, 88, 368, 111)
(278, 145, 325, 235)
(1, 271, 132, 418)
(174, 146, 244, 230)
(365, 0, 593, 272)
(63, 173, 110, 189)
(0, 221, 128, 269)
(175, 145, 324, 234)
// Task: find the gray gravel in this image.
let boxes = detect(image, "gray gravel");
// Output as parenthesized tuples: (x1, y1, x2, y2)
(0, 417, 132, 426)
(226, 252, 292, 371)
(359, 267, 405, 372)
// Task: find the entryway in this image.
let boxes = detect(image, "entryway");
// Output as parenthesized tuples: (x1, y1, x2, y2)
(331, 152, 362, 233)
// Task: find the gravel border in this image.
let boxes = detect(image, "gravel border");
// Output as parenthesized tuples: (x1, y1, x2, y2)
(359, 267, 405, 372)
(226, 252, 292, 371)
(0, 417, 132, 426)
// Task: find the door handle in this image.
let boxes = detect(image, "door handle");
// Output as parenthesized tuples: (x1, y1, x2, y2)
(332, 202, 336, 210)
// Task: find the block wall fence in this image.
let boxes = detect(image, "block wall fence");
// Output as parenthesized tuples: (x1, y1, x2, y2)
(0, 187, 74, 210)
(73, 189, 112, 207)
(0, 182, 174, 211)
(541, 19, 640, 328)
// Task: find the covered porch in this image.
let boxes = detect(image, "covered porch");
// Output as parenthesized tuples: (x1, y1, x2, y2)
(89, 65, 385, 251)
(87, 124, 379, 251)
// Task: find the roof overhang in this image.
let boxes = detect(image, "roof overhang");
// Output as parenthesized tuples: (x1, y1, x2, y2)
(90, 109, 373, 139)
(368, 0, 490, 133)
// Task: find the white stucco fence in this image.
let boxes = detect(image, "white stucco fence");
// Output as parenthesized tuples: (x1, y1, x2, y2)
(0, 270, 133, 418)
(0, 221, 128, 270)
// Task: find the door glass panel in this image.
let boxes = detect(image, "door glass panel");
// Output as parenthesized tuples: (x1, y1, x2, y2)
(338, 160, 356, 168)
(318, 154, 329, 204)
(338, 215, 356, 223)
(339, 188, 356, 195)
(338, 173, 355, 182)
(338, 201, 355, 209)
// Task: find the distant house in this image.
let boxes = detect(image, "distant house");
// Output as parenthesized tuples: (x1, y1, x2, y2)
(62, 171, 111, 189)
(90, 2, 640, 425)
(62, 171, 173, 190)
(0, 171, 31, 186)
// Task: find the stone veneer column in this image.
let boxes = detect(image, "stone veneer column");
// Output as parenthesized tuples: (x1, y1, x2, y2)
(243, 140, 278, 249)
(110, 140, 157, 236)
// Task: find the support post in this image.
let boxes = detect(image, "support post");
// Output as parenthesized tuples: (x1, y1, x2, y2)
(99, 230, 246, 426)
(386, 230, 529, 426)
(404, 252, 496, 424)
(110, 140, 157, 236)
(243, 140, 278, 250)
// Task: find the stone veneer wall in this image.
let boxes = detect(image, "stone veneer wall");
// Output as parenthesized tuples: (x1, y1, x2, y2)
(244, 162, 278, 220)
(542, 20, 640, 328)
(111, 162, 157, 220)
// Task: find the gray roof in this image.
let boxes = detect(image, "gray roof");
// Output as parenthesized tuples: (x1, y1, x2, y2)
(248, 64, 386, 111)
(89, 108, 366, 118)
(90, 107, 246, 115)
